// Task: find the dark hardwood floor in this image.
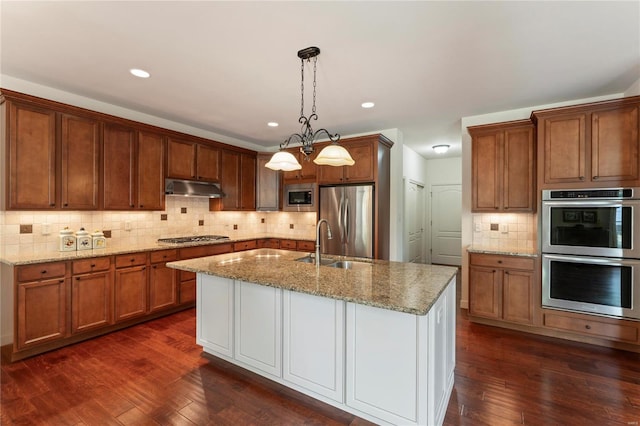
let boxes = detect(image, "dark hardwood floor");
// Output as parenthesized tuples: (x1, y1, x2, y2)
(2, 298, 640, 425)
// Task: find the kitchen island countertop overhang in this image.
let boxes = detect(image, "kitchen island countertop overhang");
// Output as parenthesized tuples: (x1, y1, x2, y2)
(166, 248, 458, 316)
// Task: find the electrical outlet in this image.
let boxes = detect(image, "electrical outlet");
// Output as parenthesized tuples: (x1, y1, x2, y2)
(124, 221, 132, 231)
(500, 223, 508, 233)
(474, 222, 482, 232)
(42, 223, 50, 235)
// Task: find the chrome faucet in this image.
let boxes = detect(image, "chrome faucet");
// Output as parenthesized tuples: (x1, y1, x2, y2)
(315, 219, 333, 269)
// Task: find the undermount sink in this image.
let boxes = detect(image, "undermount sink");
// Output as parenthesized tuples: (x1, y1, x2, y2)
(294, 256, 334, 266)
(326, 260, 372, 270)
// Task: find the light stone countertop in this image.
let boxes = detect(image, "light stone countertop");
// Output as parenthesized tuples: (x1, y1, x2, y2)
(167, 249, 459, 316)
(467, 245, 539, 258)
(0, 237, 272, 266)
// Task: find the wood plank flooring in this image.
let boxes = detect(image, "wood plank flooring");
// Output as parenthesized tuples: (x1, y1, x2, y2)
(2, 301, 640, 425)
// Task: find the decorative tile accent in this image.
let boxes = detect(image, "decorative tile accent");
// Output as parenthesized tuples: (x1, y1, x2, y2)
(19, 224, 33, 234)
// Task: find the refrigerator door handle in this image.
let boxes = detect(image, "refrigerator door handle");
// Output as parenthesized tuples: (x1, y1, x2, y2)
(338, 194, 346, 243)
(344, 197, 350, 241)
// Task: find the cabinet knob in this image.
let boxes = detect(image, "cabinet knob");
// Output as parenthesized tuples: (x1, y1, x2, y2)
(41, 270, 47, 274)
(497, 260, 502, 264)
(63, 203, 69, 207)
(91, 264, 96, 267)
(505, 271, 509, 275)
(76, 277, 81, 281)
(49, 203, 55, 207)
(130, 258, 135, 262)
(130, 204, 135, 208)
(585, 324, 592, 330)
(140, 205, 144, 208)
(593, 176, 599, 180)
(579, 176, 585, 181)
(152, 265, 157, 269)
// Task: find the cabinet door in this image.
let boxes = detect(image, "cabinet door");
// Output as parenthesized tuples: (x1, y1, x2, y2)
(114, 265, 148, 322)
(283, 290, 344, 402)
(502, 269, 534, 325)
(17, 278, 68, 349)
(7, 102, 57, 209)
(234, 280, 282, 377)
(472, 132, 501, 211)
(103, 123, 136, 209)
(343, 140, 375, 182)
(468, 266, 502, 319)
(591, 105, 640, 183)
(167, 138, 196, 179)
(72, 271, 112, 333)
(196, 144, 221, 182)
(216, 150, 240, 210)
(197, 275, 234, 358)
(137, 130, 165, 210)
(240, 153, 256, 210)
(543, 113, 587, 184)
(149, 263, 177, 312)
(60, 113, 100, 209)
(256, 154, 279, 211)
(282, 149, 317, 183)
(503, 126, 534, 211)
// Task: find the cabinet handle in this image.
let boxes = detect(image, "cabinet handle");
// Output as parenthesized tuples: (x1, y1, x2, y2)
(505, 271, 509, 275)
(579, 176, 585, 181)
(497, 260, 502, 264)
(41, 270, 47, 274)
(585, 324, 592, 330)
(130, 204, 135, 208)
(130, 258, 135, 262)
(63, 203, 69, 207)
(91, 264, 96, 267)
(504, 206, 509, 210)
(140, 205, 144, 208)
(494, 206, 499, 210)
(76, 277, 81, 281)
(49, 203, 55, 207)
(59, 279, 64, 283)
(142, 266, 146, 270)
(593, 176, 599, 180)
(152, 265, 157, 269)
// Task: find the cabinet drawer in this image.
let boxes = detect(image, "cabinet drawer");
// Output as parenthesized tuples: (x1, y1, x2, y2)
(234, 240, 257, 251)
(17, 262, 66, 282)
(280, 239, 297, 249)
(544, 312, 638, 343)
(115, 253, 148, 268)
(469, 253, 535, 270)
(72, 257, 111, 275)
(179, 243, 232, 259)
(150, 249, 178, 264)
(296, 241, 315, 252)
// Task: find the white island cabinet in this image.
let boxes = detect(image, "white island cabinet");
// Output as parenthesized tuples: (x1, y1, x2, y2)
(195, 271, 456, 426)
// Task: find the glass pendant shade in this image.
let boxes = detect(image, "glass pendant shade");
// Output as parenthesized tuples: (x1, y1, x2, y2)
(265, 150, 302, 171)
(314, 144, 355, 166)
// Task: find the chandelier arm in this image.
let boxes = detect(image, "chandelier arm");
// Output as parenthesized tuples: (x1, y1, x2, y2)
(312, 128, 341, 144)
(280, 133, 304, 150)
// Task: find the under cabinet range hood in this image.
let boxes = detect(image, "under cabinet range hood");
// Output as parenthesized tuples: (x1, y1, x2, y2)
(164, 179, 225, 198)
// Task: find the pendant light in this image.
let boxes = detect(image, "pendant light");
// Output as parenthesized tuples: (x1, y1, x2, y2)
(265, 47, 354, 171)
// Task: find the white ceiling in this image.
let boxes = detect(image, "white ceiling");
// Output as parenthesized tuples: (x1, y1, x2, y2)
(2, 1, 639, 159)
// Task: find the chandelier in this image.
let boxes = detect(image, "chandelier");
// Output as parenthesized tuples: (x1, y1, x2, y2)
(265, 46, 354, 171)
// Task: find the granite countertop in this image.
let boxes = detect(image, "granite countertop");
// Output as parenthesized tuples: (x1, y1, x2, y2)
(467, 245, 539, 258)
(0, 237, 265, 266)
(167, 249, 459, 316)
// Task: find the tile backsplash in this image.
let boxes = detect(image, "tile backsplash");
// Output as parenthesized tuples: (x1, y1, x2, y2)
(472, 213, 537, 250)
(0, 197, 317, 257)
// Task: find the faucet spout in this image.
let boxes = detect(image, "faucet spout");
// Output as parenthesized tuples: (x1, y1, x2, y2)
(316, 219, 332, 269)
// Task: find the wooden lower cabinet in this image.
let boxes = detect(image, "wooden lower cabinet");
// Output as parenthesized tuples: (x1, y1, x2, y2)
(544, 310, 638, 343)
(149, 249, 178, 312)
(72, 269, 112, 334)
(468, 253, 536, 326)
(114, 253, 149, 322)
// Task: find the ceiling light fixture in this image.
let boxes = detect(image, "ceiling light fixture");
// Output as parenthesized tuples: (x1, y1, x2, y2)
(361, 102, 375, 109)
(265, 46, 354, 171)
(129, 68, 150, 78)
(433, 144, 450, 154)
(267, 122, 279, 127)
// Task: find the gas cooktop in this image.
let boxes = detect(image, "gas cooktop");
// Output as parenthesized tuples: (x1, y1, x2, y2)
(157, 235, 230, 244)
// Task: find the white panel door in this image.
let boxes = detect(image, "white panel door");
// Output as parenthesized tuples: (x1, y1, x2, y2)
(234, 280, 282, 377)
(197, 275, 234, 358)
(431, 184, 462, 266)
(283, 290, 345, 402)
(346, 302, 419, 424)
(405, 180, 426, 263)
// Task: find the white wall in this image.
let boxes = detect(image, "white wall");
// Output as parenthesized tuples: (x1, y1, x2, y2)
(459, 92, 625, 310)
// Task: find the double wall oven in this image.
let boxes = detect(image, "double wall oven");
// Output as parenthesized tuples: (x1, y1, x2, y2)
(541, 188, 640, 320)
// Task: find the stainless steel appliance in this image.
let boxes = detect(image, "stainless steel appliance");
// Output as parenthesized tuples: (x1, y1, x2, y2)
(542, 188, 640, 258)
(283, 183, 316, 212)
(319, 185, 374, 258)
(541, 188, 640, 319)
(542, 254, 640, 320)
(165, 179, 225, 198)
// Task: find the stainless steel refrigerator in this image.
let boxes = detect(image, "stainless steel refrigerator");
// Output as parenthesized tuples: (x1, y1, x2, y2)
(319, 185, 374, 258)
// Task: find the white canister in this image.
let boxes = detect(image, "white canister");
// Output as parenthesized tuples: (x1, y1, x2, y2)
(76, 228, 92, 251)
(92, 230, 107, 249)
(59, 228, 77, 251)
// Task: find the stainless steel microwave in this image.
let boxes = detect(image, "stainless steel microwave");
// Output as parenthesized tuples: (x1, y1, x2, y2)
(283, 183, 316, 212)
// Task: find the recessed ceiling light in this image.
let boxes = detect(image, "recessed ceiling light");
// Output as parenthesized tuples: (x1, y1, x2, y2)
(267, 122, 279, 127)
(130, 68, 150, 78)
(361, 102, 375, 109)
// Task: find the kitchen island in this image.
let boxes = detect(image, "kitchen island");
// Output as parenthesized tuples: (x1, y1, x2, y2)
(168, 249, 458, 426)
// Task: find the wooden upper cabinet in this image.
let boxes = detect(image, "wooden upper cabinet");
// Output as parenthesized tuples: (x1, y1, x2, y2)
(470, 120, 535, 212)
(210, 150, 256, 211)
(317, 139, 375, 184)
(534, 97, 640, 188)
(197, 144, 221, 182)
(167, 137, 221, 182)
(256, 153, 279, 211)
(6, 101, 57, 209)
(103, 123, 136, 209)
(137, 130, 165, 210)
(60, 113, 100, 210)
(282, 148, 318, 183)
